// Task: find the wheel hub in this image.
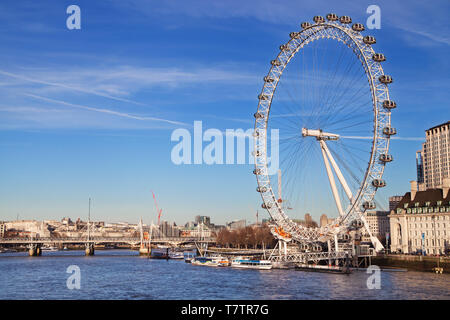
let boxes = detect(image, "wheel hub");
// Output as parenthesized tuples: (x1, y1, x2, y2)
(301, 128, 340, 141)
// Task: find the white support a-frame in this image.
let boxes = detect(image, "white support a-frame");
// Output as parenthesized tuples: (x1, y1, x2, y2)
(311, 131, 385, 252)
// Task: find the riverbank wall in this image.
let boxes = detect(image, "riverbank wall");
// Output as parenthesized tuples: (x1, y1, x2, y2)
(372, 254, 449, 274)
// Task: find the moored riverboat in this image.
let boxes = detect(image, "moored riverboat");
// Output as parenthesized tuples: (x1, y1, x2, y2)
(230, 257, 272, 270)
(295, 264, 351, 274)
(183, 251, 197, 263)
(191, 256, 229, 267)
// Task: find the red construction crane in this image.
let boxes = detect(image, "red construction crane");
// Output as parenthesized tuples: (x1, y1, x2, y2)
(151, 191, 163, 225)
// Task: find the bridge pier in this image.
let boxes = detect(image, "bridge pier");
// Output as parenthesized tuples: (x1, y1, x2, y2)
(85, 243, 95, 256)
(28, 244, 42, 257)
(139, 245, 151, 256)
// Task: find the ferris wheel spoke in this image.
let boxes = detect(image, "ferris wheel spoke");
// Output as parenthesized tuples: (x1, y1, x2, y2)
(315, 41, 348, 116)
(325, 88, 372, 126)
(321, 65, 363, 124)
(322, 55, 368, 120)
(327, 112, 371, 130)
(329, 145, 364, 187)
(332, 119, 371, 132)
(319, 49, 358, 112)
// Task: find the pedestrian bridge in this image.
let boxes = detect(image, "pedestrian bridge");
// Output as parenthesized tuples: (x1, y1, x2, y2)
(0, 236, 216, 245)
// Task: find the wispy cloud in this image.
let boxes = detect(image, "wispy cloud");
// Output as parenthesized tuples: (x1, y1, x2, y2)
(0, 106, 65, 113)
(342, 135, 424, 141)
(24, 93, 189, 126)
(0, 69, 146, 106)
(0, 65, 258, 101)
(394, 24, 450, 46)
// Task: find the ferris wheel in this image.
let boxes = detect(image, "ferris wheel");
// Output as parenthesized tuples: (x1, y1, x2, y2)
(253, 14, 396, 251)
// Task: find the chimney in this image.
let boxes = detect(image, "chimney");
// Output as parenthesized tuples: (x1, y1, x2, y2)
(418, 182, 426, 192)
(443, 177, 450, 199)
(410, 180, 418, 201)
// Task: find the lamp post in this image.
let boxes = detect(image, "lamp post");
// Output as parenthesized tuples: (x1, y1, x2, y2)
(432, 215, 439, 270)
(431, 215, 438, 254)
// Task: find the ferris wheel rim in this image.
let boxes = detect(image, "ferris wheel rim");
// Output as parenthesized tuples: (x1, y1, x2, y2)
(253, 17, 394, 243)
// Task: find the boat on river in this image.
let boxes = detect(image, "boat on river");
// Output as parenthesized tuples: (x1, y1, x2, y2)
(151, 248, 169, 259)
(230, 257, 272, 270)
(191, 256, 229, 267)
(41, 245, 58, 252)
(183, 251, 197, 263)
(0, 248, 17, 253)
(169, 251, 184, 259)
(295, 264, 351, 274)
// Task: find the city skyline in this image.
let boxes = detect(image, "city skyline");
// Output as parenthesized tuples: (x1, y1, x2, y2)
(0, 0, 449, 226)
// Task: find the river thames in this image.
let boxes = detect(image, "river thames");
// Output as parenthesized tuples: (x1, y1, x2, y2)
(0, 250, 448, 300)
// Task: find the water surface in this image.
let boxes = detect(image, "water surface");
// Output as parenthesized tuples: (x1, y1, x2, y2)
(0, 250, 448, 300)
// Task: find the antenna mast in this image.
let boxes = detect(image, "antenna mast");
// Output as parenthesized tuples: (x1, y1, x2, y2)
(88, 198, 91, 242)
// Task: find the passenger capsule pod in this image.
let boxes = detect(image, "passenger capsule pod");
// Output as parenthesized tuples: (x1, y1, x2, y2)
(372, 179, 387, 188)
(373, 53, 386, 62)
(252, 150, 261, 157)
(279, 44, 291, 52)
(326, 13, 338, 21)
(289, 32, 300, 39)
(261, 202, 272, 209)
(379, 154, 393, 163)
(352, 23, 365, 32)
(355, 220, 364, 228)
(339, 16, 352, 24)
(343, 234, 350, 240)
(379, 75, 393, 84)
(363, 201, 376, 210)
(363, 36, 376, 45)
(254, 112, 264, 119)
(264, 76, 275, 83)
(258, 94, 269, 100)
(301, 22, 312, 29)
(383, 100, 397, 110)
(271, 59, 281, 66)
(253, 168, 262, 175)
(383, 126, 397, 136)
(256, 186, 267, 193)
(313, 16, 325, 24)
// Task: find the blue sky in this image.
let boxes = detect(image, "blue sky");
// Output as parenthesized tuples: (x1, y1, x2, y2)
(0, 0, 449, 225)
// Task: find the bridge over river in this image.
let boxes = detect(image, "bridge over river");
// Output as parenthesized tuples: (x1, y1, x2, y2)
(0, 236, 215, 245)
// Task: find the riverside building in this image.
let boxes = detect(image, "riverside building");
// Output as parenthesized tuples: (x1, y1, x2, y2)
(389, 179, 450, 255)
(0, 222, 5, 238)
(363, 211, 390, 242)
(417, 121, 450, 190)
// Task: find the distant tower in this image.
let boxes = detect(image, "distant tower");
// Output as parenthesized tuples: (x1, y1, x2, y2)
(304, 213, 312, 226)
(423, 121, 450, 189)
(319, 214, 328, 227)
(416, 149, 424, 184)
(389, 196, 403, 212)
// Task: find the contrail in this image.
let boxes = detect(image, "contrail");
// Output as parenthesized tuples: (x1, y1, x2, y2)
(25, 93, 188, 126)
(0, 69, 145, 106)
(341, 135, 424, 141)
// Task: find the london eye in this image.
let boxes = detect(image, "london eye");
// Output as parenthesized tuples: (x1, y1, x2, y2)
(253, 14, 396, 252)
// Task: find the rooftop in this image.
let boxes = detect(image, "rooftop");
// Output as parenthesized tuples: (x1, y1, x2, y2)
(426, 121, 450, 132)
(395, 188, 450, 210)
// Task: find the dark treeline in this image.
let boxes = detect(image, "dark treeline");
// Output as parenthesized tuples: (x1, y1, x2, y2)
(216, 224, 277, 249)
